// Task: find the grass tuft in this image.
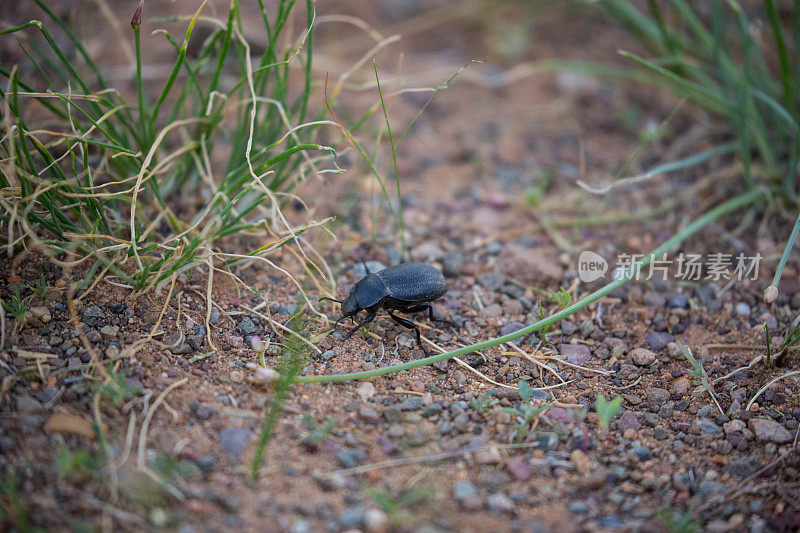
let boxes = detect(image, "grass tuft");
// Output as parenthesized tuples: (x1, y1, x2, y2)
(595, 0, 800, 300)
(2, 287, 30, 323)
(0, 0, 339, 290)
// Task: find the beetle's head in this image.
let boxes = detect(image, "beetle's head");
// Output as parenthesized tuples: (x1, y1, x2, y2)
(340, 293, 359, 317)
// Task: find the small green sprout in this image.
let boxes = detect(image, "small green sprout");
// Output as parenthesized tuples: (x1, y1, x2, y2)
(2, 287, 30, 323)
(91, 364, 139, 406)
(656, 507, 700, 533)
(301, 414, 336, 445)
(504, 381, 552, 443)
(0, 474, 42, 532)
(28, 275, 47, 298)
(517, 380, 535, 402)
(524, 169, 552, 207)
(469, 389, 499, 414)
(251, 314, 310, 479)
(151, 455, 199, 481)
(549, 287, 572, 308)
(533, 304, 551, 339)
(365, 486, 434, 526)
(532, 289, 572, 339)
(677, 341, 723, 415)
(504, 402, 552, 443)
(56, 445, 97, 482)
(595, 393, 622, 430)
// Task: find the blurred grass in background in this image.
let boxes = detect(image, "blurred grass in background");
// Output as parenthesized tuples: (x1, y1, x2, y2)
(594, 0, 800, 297)
(599, 0, 798, 199)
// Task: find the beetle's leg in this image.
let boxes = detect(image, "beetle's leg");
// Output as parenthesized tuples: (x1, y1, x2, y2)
(403, 303, 452, 326)
(387, 310, 427, 355)
(345, 312, 377, 339)
(320, 297, 343, 304)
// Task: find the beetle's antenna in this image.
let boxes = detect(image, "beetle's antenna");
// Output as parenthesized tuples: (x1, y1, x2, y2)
(319, 297, 343, 304)
(361, 259, 370, 275)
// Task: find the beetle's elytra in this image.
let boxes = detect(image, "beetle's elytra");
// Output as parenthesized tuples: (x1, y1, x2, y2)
(321, 262, 448, 353)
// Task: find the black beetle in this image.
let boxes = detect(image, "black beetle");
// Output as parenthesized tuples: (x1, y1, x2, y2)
(321, 262, 448, 353)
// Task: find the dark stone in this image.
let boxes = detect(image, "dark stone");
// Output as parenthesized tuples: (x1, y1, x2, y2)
(339, 506, 366, 529)
(667, 293, 689, 309)
(644, 332, 674, 351)
(631, 445, 652, 461)
(561, 320, 578, 336)
(195, 455, 215, 474)
(81, 305, 106, 326)
(195, 405, 214, 421)
(697, 480, 725, 497)
(336, 449, 364, 468)
(728, 456, 761, 478)
(398, 397, 424, 411)
(236, 317, 257, 335)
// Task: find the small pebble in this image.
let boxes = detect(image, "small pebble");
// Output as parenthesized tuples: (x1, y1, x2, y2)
(748, 418, 792, 443)
(474, 445, 502, 465)
(487, 492, 515, 514)
(644, 332, 674, 351)
(631, 348, 656, 366)
(219, 427, 251, 458)
(558, 344, 591, 366)
(453, 481, 477, 501)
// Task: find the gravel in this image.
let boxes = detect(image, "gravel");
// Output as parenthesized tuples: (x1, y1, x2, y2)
(453, 481, 477, 501)
(338, 506, 366, 529)
(81, 305, 106, 326)
(506, 457, 532, 481)
(748, 418, 792, 444)
(644, 332, 674, 351)
(645, 387, 670, 404)
(561, 320, 578, 336)
(631, 348, 656, 366)
(14, 394, 43, 413)
(617, 412, 641, 432)
(487, 492, 515, 513)
(728, 456, 761, 478)
(558, 344, 591, 366)
(693, 419, 724, 436)
(336, 449, 363, 468)
(697, 480, 725, 497)
(631, 445, 652, 461)
(219, 427, 251, 458)
(667, 293, 689, 309)
(398, 397, 424, 411)
(474, 445, 502, 465)
(479, 304, 503, 319)
(236, 317, 257, 335)
(405, 427, 431, 447)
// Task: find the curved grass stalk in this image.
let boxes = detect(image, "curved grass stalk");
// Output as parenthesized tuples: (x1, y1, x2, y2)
(293, 188, 764, 383)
